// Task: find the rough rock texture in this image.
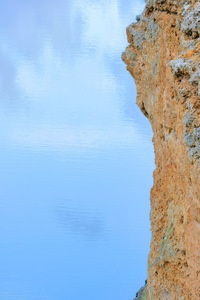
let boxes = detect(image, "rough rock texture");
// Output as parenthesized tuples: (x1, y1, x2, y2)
(122, 0, 200, 299)
(133, 284, 148, 300)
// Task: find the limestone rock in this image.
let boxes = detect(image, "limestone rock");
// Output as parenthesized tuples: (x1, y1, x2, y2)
(122, 0, 200, 299)
(133, 284, 148, 300)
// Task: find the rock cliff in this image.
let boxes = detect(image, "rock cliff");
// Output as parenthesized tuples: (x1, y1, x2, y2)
(122, 0, 200, 299)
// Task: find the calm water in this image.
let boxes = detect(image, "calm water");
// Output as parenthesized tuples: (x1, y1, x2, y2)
(0, 0, 154, 299)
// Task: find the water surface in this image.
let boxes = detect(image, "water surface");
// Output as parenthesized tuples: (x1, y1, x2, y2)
(0, 0, 154, 299)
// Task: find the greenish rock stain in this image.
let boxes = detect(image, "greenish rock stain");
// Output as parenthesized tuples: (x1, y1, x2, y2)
(133, 284, 148, 300)
(142, 286, 149, 300)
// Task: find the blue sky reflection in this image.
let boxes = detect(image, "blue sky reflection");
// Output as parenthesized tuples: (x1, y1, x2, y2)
(0, 0, 154, 299)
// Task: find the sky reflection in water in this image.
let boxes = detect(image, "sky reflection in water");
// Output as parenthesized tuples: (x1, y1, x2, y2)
(0, 0, 154, 299)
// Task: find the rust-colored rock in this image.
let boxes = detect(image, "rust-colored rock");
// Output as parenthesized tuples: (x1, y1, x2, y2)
(122, 0, 200, 299)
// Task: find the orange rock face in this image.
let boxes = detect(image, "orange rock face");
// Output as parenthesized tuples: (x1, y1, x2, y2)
(122, 0, 200, 299)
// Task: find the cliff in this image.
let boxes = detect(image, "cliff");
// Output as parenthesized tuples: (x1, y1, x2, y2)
(122, 0, 200, 299)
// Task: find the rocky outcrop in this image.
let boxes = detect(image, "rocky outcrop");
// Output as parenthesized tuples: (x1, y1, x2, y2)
(133, 283, 148, 300)
(122, 0, 200, 299)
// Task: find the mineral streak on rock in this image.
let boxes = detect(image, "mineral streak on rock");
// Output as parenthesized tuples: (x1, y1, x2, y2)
(122, 0, 200, 299)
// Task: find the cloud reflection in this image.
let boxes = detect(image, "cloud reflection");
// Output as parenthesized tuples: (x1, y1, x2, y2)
(56, 205, 105, 241)
(0, 0, 149, 154)
(0, 0, 145, 102)
(8, 122, 150, 154)
(71, 0, 145, 55)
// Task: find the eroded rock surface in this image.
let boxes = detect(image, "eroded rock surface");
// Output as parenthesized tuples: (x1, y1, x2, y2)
(122, 0, 200, 299)
(133, 283, 148, 300)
